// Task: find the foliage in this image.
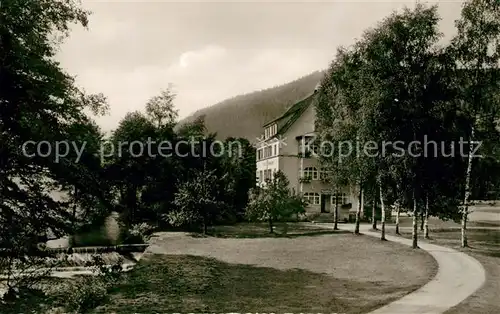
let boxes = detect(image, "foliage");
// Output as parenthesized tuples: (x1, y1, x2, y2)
(449, 0, 500, 246)
(213, 137, 257, 220)
(170, 167, 226, 234)
(65, 276, 109, 313)
(315, 3, 483, 243)
(106, 110, 256, 231)
(122, 222, 155, 244)
(62, 255, 123, 313)
(0, 0, 112, 298)
(145, 87, 179, 128)
(246, 171, 307, 232)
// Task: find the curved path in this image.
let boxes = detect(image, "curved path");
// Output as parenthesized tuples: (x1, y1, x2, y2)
(314, 223, 487, 314)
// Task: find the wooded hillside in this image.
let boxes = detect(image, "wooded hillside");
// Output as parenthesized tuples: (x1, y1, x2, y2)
(178, 71, 325, 140)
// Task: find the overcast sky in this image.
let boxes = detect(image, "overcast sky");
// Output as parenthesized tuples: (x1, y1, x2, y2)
(56, 1, 464, 132)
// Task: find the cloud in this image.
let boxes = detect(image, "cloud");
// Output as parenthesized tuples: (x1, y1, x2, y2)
(84, 45, 329, 132)
(58, 1, 464, 133)
(178, 45, 227, 68)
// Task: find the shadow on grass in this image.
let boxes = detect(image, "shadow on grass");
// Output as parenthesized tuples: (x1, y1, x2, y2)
(204, 229, 350, 239)
(92, 254, 409, 314)
(188, 223, 351, 239)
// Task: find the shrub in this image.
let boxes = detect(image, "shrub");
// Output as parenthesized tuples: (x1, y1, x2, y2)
(62, 255, 123, 313)
(245, 171, 307, 233)
(304, 212, 321, 222)
(121, 222, 155, 244)
(64, 276, 108, 313)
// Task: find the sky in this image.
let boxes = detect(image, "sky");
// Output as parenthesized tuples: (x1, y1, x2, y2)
(56, 0, 464, 132)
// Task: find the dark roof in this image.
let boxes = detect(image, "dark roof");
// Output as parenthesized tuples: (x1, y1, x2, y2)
(262, 91, 317, 136)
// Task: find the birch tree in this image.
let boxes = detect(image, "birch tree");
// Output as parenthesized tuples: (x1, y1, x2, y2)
(379, 183, 387, 241)
(316, 47, 374, 236)
(352, 4, 444, 246)
(317, 4, 446, 244)
(450, 0, 500, 247)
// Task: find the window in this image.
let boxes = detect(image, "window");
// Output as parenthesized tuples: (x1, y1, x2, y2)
(302, 167, 319, 180)
(320, 167, 330, 180)
(310, 144, 319, 155)
(298, 138, 318, 155)
(257, 148, 264, 160)
(332, 193, 348, 205)
(259, 170, 263, 182)
(262, 145, 272, 158)
(263, 169, 273, 181)
(303, 192, 320, 205)
(266, 124, 277, 138)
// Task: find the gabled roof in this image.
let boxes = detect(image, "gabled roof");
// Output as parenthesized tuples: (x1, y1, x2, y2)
(263, 90, 317, 135)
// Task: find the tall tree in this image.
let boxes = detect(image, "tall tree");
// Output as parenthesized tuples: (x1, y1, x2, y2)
(170, 167, 224, 235)
(0, 0, 109, 297)
(108, 112, 157, 225)
(450, 0, 500, 247)
(246, 171, 306, 233)
(316, 46, 375, 235)
(317, 3, 463, 247)
(145, 87, 179, 128)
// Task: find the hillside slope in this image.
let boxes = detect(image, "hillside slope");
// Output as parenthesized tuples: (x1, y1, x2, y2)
(178, 71, 325, 140)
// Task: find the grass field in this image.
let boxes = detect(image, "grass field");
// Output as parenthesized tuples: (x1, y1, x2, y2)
(94, 254, 397, 313)
(206, 222, 348, 238)
(392, 216, 500, 229)
(93, 226, 437, 313)
(0, 223, 438, 313)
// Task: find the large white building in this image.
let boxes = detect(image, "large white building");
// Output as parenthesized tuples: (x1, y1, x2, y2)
(255, 86, 360, 219)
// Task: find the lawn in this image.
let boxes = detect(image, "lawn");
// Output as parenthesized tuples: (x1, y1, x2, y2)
(93, 252, 432, 314)
(396, 227, 500, 314)
(93, 227, 437, 313)
(206, 222, 348, 238)
(393, 216, 500, 228)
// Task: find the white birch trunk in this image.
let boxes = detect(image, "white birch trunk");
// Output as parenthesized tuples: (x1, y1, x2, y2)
(412, 189, 418, 249)
(333, 189, 339, 230)
(354, 184, 362, 235)
(379, 184, 386, 241)
(371, 196, 377, 230)
(424, 194, 430, 239)
(462, 124, 475, 248)
(361, 186, 365, 219)
(395, 201, 401, 235)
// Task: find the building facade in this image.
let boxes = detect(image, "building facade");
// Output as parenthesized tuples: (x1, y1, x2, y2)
(255, 87, 361, 220)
